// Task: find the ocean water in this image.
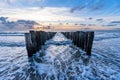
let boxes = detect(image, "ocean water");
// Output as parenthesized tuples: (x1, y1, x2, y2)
(0, 30, 120, 80)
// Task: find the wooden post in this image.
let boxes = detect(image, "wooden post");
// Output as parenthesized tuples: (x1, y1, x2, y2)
(66, 32, 69, 39)
(84, 31, 94, 55)
(77, 31, 85, 49)
(71, 31, 94, 56)
(30, 30, 37, 52)
(74, 31, 79, 46)
(36, 31, 42, 51)
(25, 31, 94, 57)
(25, 33, 36, 57)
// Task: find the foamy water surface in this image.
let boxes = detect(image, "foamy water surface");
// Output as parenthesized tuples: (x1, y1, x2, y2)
(0, 30, 120, 80)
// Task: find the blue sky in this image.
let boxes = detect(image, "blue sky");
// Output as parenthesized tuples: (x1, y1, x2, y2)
(0, 0, 120, 22)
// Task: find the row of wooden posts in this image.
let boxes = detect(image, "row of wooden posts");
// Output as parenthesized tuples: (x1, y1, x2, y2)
(25, 30, 94, 57)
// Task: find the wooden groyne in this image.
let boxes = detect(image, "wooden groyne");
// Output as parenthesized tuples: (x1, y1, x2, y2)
(25, 31, 94, 57)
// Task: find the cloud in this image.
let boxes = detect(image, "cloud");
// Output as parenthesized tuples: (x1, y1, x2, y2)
(90, 4, 104, 11)
(96, 19, 104, 22)
(0, 0, 44, 8)
(70, 0, 106, 13)
(105, 21, 120, 27)
(0, 0, 87, 23)
(0, 0, 119, 23)
(88, 17, 93, 20)
(0, 7, 85, 22)
(110, 21, 120, 24)
(105, 24, 117, 27)
(70, 6, 86, 13)
(0, 16, 35, 31)
(90, 1, 105, 11)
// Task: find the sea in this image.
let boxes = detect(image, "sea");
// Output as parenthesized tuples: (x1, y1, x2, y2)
(0, 30, 120, 80)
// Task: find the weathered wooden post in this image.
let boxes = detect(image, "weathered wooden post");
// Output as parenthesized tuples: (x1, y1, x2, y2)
(63, 31, 94, 56)
(25, 31, 38, 57)
(25, 31, 94, 57)
(25, 31, 56, 57)
(25, 33, 32, 57)
(77, 31, 84, 49)
(74, 31, 79, 45)
(35, 31, 41, 51)
(84, 31, 94, 55)
(30, 31, 37, 52)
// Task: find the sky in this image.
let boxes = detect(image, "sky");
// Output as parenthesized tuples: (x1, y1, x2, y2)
(0, 0, 120, 23)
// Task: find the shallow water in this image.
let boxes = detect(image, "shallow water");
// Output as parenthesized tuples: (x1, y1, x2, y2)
(0, 31, 120, 80)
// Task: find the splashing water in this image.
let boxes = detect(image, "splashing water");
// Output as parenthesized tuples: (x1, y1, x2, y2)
(45, 32, 72, 45)
(30, 32, 91, 80)
(1, 31, 120, 80)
